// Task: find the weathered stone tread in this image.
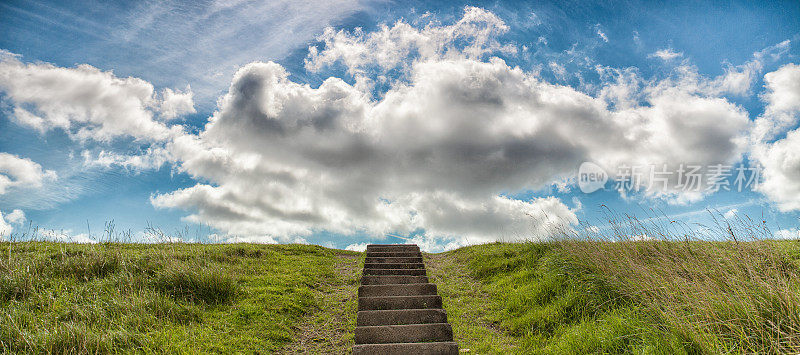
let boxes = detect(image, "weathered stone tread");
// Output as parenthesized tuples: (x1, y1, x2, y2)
(352, 341, 458, 355)
(354, 244, 458, 353)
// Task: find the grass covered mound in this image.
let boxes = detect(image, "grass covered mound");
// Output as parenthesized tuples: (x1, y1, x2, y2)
(435, 242, 683, 354)
(434, 217, 800, 354)
(0, 242, 354, 353)
(4, 214, 798, 354)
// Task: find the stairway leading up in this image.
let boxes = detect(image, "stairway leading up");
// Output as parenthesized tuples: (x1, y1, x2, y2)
(353, 244, 458, 355)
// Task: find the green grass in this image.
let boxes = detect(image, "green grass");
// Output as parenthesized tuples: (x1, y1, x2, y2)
(426, 251, 518, 353)
(0, 242, 357, 354)
(435, 242, 692, 354)
(432, 235, 800, 354)
(280, 253, 361, 353)
(4, 216, 800, 354)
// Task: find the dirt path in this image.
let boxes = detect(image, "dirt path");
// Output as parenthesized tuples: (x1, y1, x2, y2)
(281, 253, 361, 354)
(425, 252, 518, 353)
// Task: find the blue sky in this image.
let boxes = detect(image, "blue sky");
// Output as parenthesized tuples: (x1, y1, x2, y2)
(1, 0, 799, 250)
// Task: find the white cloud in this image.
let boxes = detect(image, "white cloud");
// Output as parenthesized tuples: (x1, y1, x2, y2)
(752, 128, 800, 211)
(0, 153, 57, 194)
(595, 66, 641, 109)
(528, 12, 542, 27)
(408, 194, 578, 245)
(649, 48, 682, 61)
(776, 228, 800, 240)
(2, 7, 776, 249)
(630, 234, 653, 241)
(723, 208, 738, 219)
(632, 31, 642, 47)
(549, 61, 566, 79)
(705, 40, 789, 97)
(305, 6, 515, 76)
(594, 66, 751, 203)
(0, 214, 11, 238)
(111, 0, 372, 104)
(755, 39, 791, 62)
(151, 56, 589, 244)
(135, 229, 188, 244)
(36, 230, 96, 243)
(0, 52, 190, 142)
(753, 62, 800, 142)
(751, 63, 800, 211)
(1, 209, 90, 243)
(81, 148, 172, 171)
(537, 36, 548, 46)
(158, 86, 196, 120)
(5, 209, 25, 225)
(147, 8, 753, 247)
(595, 24, 608, 43)
(0, 209, 25, 238)
(763, 65, 800, 114)
(11, 106, 47, 133)
(0, 51, 198, 183)
(711, 62, 761, 96)
(345, 242, 368, 251)
(657, 41, 790, 98)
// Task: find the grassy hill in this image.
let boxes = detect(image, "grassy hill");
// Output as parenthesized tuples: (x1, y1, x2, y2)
(431, 239, 800, 354)
(2, 234, 800, 353)
(0, 242, 360, 353)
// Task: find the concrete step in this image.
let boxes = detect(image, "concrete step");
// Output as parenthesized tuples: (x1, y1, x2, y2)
(364, 268, 426, 276)
(357, 309, 448, 326)
(364, 257, 424, 264)
(352, 341, 458, 355)
(364, 263, 424, 269)
(367, 247, 420, 253)
(361, 275, 429, 285)
(353, 245, 458, 353)
(359, 283, 438, 297)
(354, 323, 453, 344)
(366, 245, 420, 253)
(358, 295, 442, 311)
(366, 244, 419, 247)
(366, 251, 422, 258)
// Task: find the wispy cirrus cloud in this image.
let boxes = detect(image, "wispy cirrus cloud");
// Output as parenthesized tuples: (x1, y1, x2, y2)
(1, 0, 378, 107)
(103, 0, 380, 104)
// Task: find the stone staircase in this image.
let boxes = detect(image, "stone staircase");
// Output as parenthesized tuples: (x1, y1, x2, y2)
(353, 244, 458, 354)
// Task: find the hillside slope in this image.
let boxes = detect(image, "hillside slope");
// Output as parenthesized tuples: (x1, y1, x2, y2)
(429, 240, 800, 354)
(3, 239, 799, 354)
(0, 242, 357, 353)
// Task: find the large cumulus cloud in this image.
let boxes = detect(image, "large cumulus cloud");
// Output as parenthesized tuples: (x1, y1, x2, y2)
(150, 8, 751, 247)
